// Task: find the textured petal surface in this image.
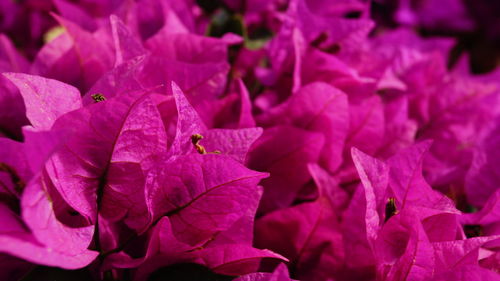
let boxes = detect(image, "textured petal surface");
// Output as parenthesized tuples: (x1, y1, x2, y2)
(0, 203, 97, 269)
(46, 93, 167, 223)
(3, 73, 82, 130)
(247, 125, 325, 213)
(234, 264, 294, 281)
(466, 117, 500, 208)
(146, 154, 267, 245)
(255, 197, 344, 281)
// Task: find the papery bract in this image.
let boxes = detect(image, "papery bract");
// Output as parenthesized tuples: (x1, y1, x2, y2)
(0, 128, 98, 269)
(146, 153, 267, 245)
(466, 117, 500, 208)
(4, 73, 82, 130)
(46, 92, 166, 226)
(258, 82, 348, 173)
(233, 263, 294, 281)
(374, 208, 434, 281)
(0, 203, 97, 269)
(0, 35, 30, 140)
(247, 125, 324, 213)
(255, 196, 344, 281)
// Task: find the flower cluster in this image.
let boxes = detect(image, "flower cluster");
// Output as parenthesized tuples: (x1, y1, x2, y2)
(0, 0, 499, 280)
(372, 0, 500, 73)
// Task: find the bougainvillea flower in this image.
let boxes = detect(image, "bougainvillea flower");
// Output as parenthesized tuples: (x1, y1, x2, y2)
(257, 82, 349, 173)
(393, 0, 475, 32)
(461, 190, 500, 236)
(32, 13, 114, 91)
(233, 263, 294, 281)
(0, 128, 98, 269)
(0, 35, 30, 140)
(247, 125, 324, 213)
(145, 154, 267, 245)
(1, 0, 500, 280)
(373, 208, 435, 281)
(43, 91, 165, 225)
(342, 143, 461, 276)
(466, 117, 500, 208)
(4, 73, 82, 130)
(255, 197, 344, 281)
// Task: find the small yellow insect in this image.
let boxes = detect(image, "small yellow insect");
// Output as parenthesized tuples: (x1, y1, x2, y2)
(91, 93, 107, 103)
(385, 197, 398, 222)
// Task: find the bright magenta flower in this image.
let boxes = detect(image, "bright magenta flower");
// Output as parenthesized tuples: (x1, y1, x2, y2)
(0, 0, 499, 280)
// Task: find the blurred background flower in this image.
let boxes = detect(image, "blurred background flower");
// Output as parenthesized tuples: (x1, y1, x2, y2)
(371, 0, 500, 73)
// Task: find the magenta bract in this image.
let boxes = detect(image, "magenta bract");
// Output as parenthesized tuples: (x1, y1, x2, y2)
(0, 0, 499, 280)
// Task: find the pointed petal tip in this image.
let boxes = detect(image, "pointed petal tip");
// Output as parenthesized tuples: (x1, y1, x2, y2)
(109, 14, 119, 23)
(2, 72, 30, 83)
(49, 11, 64, 22)
(351, 146, 369, 162)
(2, 71, 14, 78)
(418, 139, 434, 149)
(171, 80, 181, 92)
